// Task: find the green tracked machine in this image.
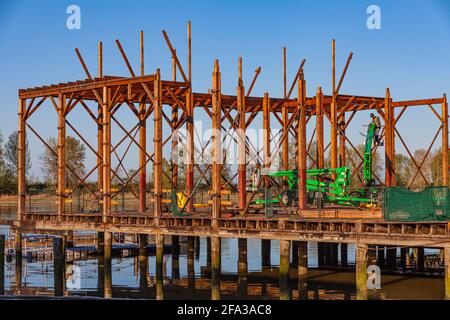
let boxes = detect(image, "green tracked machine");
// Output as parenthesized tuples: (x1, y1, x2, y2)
(254, 122, 380, 207)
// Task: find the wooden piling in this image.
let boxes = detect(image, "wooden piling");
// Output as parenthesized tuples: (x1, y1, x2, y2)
(102, 87, 111, 222)
(263, 93, 271, 186)
(341, 243, 348, 267)
(15, 232, 22, 289)
(171, 235, 180, 280)
(355, 243, 368, 299)
(298, 241, 308, 276)
(57, 93, 66, 218)
(155, 234, 164, 300)
(316, 88, 324, 169)
(237, 57, 247, 211)
(153, 70, 163, 222)
(417, 247, 425, 272)
(279, 239, 291, 300)
(442, 95, 448, 186)
(211, 61, 222, 226)
(187, 236, 196, 292)
(386, 246, 397, 270)
(17, 98, 26, 218)
(298, 74, 307, 211)
(104, 231, 112, 299)
(444, 247, 450, 300)
(330, 40, 338, 172)
(291, 241, 299, 267)
(261, 239, 271, 268)
(385, 88, 395, 186)
(211, 236, 221, 300)
(238, 238, 248, 297)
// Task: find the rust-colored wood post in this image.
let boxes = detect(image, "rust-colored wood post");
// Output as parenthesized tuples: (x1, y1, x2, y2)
(330, 40, 338, 171)
(339, 113, 346, 167)
(316, 87, 324, 169)
(155, 234, 164, 300)
(102, 87, 111, 222)
(14, 231, 22, 289)
(139, 31, 147, 213)
(237, 57, 247, 211)
(279, 239, 291, 300)
(211, 236, 221, 300)
(0, 234, 4, 295)
(185, 88, 194, 213)
(153, 69, 163, 222)
(57, 93, 66, 218)
(384, 88, 394, 187)
(355, 243, 368, 300)
(211, 60, 222, 226)
(444, 246, 450, 300)
(442, 94, 448, 186)
(97, 42, 103, 194)
(282, 47, 289, 171)
(104, 231, 112, 299)
(298, 74, 307, 211)
(17, 98, 26, 218)
(171, 50, 179, 198)
(263, 93, 271, 184)
(237, 238, 248, 297)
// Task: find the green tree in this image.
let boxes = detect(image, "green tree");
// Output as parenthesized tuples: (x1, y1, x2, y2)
(4, 130, 31, 181)
(394, 153, 413, 187)
(40, 136, 86, 188)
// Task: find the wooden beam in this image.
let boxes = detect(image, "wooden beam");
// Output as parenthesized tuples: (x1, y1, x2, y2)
(102, 87, 111, 222)
(57, 93, 66, 218)
(237, 57, 247, 211)
(153, 69, 163, 222)
(211, 60, 222, 225)
(298, 74, 307, 211)
(442, 94, 448, 186)
(17, 99, 26, 218)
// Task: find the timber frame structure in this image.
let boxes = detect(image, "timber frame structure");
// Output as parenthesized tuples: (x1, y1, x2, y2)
(17, 22, 449, 224)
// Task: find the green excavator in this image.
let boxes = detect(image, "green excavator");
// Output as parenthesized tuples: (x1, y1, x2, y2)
(254, 121, 380, 207)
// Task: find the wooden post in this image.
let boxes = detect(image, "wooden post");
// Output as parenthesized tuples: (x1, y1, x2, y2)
(298, 74, 307, 211)
(237, 57, 247, 211)
(138, 32, 147, 213)
(355, 243, 368, 299)
(153, 69, 163, 222)
(279, 239, 291, 300)
(211, 60, 222, 226)
(282, 47, 289, 171)
(172, 235, 180, 280)
(104, 231, 112, 299)
(316, 87, 324, 169)
(386, 246, 397, 270)
(385, 88, 394, 186)
(261, 239, 271, 268)
(291, 241, 299, 267)
(444, 247, 450, 300)
(155, 234, 164, 300)
(53, 237, 66, 296)
(0, 235, 4, 295)
(186, 88, 194, 213)
(442, 94, 448, 186)
(187, 236, 195, 292)
(102, 87, 111, 222)
(238, 238, 248, 297)
(317, 242, 325, 267)
(417, 247, 424, 272)
(171, 51, 179, 208)
(211, 236, 221, 300)
(263, 93, 271, 182)
(339, 113, 346, 166)
(97, 42, 103, 195)
(139, 235, 149, 297)
(330, 40, 338, 172)
(298, 241, 308, 276)
(57, 93, 66, 217)
(377, 246, 385, 269)
(97, 232, 104, 291)
(341, 243, 348, 267)
(18, 98, 26, 218)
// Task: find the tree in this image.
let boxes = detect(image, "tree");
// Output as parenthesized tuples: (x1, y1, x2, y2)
(40, 136, 86, 188)
(394, 153, 413, 187)
(4, 130, 31, 181)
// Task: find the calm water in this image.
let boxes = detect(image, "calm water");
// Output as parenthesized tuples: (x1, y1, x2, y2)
(0, 204, 446, 300)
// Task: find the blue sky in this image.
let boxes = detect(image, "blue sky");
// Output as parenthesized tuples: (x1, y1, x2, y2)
(0, 0, 449, 178)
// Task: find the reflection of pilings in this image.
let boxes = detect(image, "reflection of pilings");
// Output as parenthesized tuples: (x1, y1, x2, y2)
(341, 243, 348, 267)
(172, 235, 180, 280)
(297, 241, 308, 300)
(211, 236, 221, 300)
(261, 239, 271, 267)
(355, 243, 368, 300)
(104, 231, 112, 299)
(187, 236, 195, 292)
(53, 237, 66, 297)
(444, 247, 450, 300)
(139, 234, 149, 297)
(0, 235, 5, 295)
(195, 236, 200, 260)
(97, 232, 104, 292)
(15, 231, 22, 290)
(237, 238, 248, 297)
(155, 234, 164, 300)
(279, 240, 290, 300)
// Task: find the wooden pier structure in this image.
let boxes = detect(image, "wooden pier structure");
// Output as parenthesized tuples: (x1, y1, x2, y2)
(4, 22, 450, 300)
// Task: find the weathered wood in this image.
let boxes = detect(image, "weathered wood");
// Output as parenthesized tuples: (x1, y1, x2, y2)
(211, 236, 221, 300)
(211, 61, 222, 225)
(102, 87, 111, 222)
(53, 237, 66, 296)
(442, 95, 448, 186)
(385, 88, 395, 186)
(237, 57, 247, 211)
(279, 239, 290, 300)
(154, 70, 163, 221)
(155, 234, 164, 300)
(57, 93, 66, 218)
(238, 238, 248, 297)
(444, 247, 450, 300)
(104, 231, 112, 298)
(0, 235, 5, 295)
(298, 74, 307, 211)
(355, 243, 368, 299)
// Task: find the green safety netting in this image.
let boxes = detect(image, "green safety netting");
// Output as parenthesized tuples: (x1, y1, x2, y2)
(383, 186, 449, 221)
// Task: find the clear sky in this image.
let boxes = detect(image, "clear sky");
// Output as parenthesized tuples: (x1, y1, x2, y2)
(0, 0, 449, 179)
